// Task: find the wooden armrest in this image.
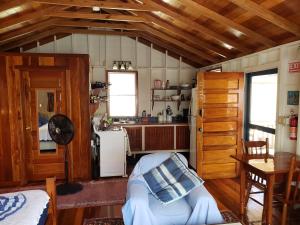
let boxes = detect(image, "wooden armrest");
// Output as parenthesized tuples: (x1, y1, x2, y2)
(46, 177, 57, 225)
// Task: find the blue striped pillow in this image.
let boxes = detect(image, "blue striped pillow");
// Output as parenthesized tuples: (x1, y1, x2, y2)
(142, 153, 204, 204)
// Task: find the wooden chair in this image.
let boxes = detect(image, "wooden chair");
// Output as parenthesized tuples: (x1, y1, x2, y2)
(241, 138, 269, 221)
(273, 156, 299, 225)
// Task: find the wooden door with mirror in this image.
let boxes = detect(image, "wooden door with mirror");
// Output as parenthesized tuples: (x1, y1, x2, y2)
(20, 67, 67, 181)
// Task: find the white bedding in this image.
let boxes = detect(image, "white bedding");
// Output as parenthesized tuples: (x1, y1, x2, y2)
(0, 190, 49, 225)
(39, 124, 52, 141)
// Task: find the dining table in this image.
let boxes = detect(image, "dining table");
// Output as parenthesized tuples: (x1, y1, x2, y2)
(231, 152, 300, 225)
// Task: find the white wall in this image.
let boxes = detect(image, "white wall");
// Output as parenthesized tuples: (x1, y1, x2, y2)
(26, 34, 196, 117)
(200, 40, 300, 154)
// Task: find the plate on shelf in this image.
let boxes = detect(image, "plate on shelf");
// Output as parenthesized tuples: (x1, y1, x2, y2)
(180, 84, 190, 88)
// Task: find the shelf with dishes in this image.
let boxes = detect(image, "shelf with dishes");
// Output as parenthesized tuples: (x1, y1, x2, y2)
(151, 86, 191, 110)
(89, 82, 110, 116)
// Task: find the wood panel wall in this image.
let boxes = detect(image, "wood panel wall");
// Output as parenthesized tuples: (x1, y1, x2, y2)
(0, 52, 90, 185)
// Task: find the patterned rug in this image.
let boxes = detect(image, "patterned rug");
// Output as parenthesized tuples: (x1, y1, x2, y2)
(83, 210, 240, 225)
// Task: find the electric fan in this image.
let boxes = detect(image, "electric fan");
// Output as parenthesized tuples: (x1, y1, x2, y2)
(48, 114, 83, 195)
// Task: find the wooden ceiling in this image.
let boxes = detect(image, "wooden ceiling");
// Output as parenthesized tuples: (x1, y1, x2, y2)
(0, 0, 300, 67)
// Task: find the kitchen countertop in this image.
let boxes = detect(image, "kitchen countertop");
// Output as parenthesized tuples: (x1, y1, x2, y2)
(113, 121, 188, 126)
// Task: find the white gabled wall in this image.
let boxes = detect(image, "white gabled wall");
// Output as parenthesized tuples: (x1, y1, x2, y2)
(200, 40, 300, 154)
(26, 34, 196, 117)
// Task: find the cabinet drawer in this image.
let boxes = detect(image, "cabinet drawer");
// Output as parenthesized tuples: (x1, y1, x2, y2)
(203, 149, 237, 163)
(203, 135, 237, 146)
(202, 163, 237, 179)
(204, 108, 238, 119)
(204, 94, 238, 104)
(203, 121, 237, 132)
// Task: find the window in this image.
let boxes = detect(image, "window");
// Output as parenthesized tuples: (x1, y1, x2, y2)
(245, 69, 278, 153)
(107, 71, 138, 117)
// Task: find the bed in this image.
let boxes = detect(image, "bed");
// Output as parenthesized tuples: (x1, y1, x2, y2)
(0, 178, 57, 225)
(39, 123, 52, 141)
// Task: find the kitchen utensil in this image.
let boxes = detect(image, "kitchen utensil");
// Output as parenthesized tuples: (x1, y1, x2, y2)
(154, 80, 162, 89)
(171, 95, 180, 101)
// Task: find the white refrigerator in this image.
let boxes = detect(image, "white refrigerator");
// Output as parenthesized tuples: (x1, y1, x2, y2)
(189, 88, 198, 169)
(94, 127, 127, 177)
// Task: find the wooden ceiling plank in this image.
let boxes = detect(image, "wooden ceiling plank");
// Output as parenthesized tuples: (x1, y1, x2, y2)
(136, 23, 217, 63)
(33, 0, 155, 11)
(0, 27, 62, 51)
(0, 0, 30, 13)
(55, 20, 139, 30)
(232, 0, 285, 24)
(139, 12, 232, 59)
(47, 11, 146, 22)
(229, 0, 300, 36)
(182, 0, 277, 47)
(144, 0, 251, 53)
(137, 31, 203, 66)
(0, 5, 63, 30)
(0, 18, 60, 44)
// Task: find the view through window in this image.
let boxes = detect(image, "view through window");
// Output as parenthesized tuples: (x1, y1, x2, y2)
(107, 71, 137, 117)
(245, 69, 278, 154)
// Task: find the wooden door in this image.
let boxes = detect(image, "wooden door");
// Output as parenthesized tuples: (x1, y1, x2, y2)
(197, 72, 244, 179)
(145, 126, 174, 150)
(21, 67, 67, 181)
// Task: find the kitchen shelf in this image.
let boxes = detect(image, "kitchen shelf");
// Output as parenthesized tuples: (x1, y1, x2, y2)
(89, 85, 108, 116)
(151, 99, 190, 110)
(151, 86, 191, 110)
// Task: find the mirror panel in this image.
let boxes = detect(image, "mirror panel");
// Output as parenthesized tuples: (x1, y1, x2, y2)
(37, 90, 56, 153)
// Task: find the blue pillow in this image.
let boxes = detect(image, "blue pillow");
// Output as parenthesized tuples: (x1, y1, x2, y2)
(142, 153, 204, 204)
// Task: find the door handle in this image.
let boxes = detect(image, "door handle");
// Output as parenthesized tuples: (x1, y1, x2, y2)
(25, 126, 31, 130)
(198, 128, 203, 132)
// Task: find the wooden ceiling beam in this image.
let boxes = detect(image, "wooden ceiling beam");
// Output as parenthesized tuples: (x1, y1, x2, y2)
(55, 20, 139, 30)
(0, 18, 60, 44)
(33, 0, 155, 11)
(139, 12, 232, 59)
(47, 11, 147, 23)
(0, 27, 62, 51)
(229, 0, 300, 36)
(136, 23, 217, 63)
(232, 0, 285, 24)
(182, 0, 277, 47)
(137, 32, 203, 67)
(59, 27, 139, 37)
(0, 0, 30, 13)
(143, 0, 250, 53)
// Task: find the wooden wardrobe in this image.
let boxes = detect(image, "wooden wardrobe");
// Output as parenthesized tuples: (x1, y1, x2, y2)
(196, 72, 244, 179)
(0, 53, 91, 186)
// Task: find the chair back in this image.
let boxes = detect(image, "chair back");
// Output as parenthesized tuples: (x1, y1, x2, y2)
(242, 138, 269, 155)
(283, 156, 300, 203)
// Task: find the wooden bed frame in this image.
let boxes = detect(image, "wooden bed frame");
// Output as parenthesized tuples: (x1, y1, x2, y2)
(45, 177, 57, 225)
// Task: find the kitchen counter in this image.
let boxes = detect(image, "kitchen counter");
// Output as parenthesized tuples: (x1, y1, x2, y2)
(113, 122, 190, 154)
(113, 121, 188, 126)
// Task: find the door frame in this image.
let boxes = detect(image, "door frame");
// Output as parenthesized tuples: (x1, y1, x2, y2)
(244, 68, 278, 141)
